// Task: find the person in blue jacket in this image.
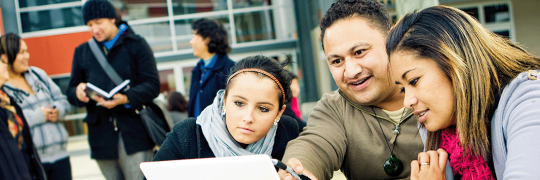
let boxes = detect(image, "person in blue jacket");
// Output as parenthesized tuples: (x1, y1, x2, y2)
(187, 18, 235, 118)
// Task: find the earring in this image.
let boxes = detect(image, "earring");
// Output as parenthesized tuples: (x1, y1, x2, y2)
(222, 108, 226, 116)
(274, 118, 280, 125)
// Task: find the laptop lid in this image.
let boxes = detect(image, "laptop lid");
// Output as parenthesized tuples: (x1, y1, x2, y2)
(140, 154, 280, 180)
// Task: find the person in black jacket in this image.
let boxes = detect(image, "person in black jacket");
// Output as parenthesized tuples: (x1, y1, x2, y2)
(187, 18, 235, 118)
(0, 44, 46, 180)
(153, 55, 299, 162)
(65, 0, 159, 179)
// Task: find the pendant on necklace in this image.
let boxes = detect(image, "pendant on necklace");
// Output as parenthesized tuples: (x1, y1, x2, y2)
(393, 124, 400, 134)
(383, 154, 404, 176)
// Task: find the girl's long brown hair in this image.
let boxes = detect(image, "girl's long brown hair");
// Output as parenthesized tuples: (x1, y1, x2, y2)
(386, 5, 540, 159)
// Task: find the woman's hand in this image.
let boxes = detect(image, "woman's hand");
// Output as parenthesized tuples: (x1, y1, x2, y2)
(47, 108, 59, 122)
(41, 106, 58, 122)
(411, 149, 448, 180)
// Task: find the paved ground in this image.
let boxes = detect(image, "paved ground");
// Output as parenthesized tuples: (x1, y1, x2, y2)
(67, 136, 347, 180)
(68, 136, 104, 180)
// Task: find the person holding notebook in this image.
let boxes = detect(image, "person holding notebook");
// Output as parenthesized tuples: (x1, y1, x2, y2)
(66, 0, 160, 179)
(152, 55, 300, 163)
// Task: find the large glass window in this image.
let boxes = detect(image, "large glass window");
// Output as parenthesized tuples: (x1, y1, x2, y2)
(232, 0, 271, 9)
(159, 69, 176, 93)
(234, 10, 275, 43)
(457, 2, 514, 41)
(20, 6, 83, 32)
(112, 0, 169, 21)
(131, 21, 173, 52)
(484, 4, 509, 23)
(171, 0, 228, 15)
(18, 0, 297, 54)
(461, 7, 479, 21)
(18, 0, 80, 8)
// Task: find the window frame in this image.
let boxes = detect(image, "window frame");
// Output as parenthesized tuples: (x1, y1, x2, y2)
(453, 1, 516, 42)
(17, 0, 297, 54)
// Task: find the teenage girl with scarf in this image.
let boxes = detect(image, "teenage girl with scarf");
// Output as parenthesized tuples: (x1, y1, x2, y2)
(152, 55, 299, 162)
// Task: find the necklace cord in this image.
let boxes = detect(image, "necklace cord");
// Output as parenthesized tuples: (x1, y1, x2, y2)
(372, 107, 405, 154)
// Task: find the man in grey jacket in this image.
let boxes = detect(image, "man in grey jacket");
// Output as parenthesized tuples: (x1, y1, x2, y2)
(280, 0, 424, 179)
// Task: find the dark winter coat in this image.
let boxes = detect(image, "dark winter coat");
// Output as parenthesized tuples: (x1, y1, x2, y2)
(283, 102, 306, 133)
(187, 54, 235, 117)
(0, 96, 47, 180)
(66, 22, 160, 159)
(152, 115, 300, 161)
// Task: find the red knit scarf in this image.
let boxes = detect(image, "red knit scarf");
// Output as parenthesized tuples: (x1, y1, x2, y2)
(439, 128, 495, 180)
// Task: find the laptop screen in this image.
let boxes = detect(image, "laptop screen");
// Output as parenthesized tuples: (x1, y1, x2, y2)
(141, 154, 280, 180)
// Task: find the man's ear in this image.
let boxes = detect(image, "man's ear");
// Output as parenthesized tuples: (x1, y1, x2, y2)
(204, 37, 211, 45)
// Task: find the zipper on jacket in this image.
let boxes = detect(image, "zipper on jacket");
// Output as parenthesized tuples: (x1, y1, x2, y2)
(114, 118, 118, 131)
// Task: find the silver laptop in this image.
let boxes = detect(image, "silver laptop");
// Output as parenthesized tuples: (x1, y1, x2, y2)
(140, 154, 280, 180)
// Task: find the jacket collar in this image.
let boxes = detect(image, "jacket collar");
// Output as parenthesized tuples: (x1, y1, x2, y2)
(208, 54, 230, 71)
(94, 21, 138, 50)
(337, 89, 414, 123)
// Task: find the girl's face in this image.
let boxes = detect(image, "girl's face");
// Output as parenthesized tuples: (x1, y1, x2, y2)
(390, 51, 456, 132)
(11, 40, 30, 74)
(224, 73, 285, 147)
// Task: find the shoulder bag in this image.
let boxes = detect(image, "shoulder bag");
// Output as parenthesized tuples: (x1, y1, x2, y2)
(87, 39, 170, 146)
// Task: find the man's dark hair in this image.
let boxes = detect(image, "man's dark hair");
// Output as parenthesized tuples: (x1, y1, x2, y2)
(320, 0, 391, 49)
(192, 18, 231, 55)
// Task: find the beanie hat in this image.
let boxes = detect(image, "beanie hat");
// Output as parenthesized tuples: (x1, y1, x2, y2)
(82, 0, 117, 24)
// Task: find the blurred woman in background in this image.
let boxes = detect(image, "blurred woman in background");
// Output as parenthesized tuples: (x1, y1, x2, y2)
(1, 33, 72, 180)
(0, 33, 47, 180)
(167, 92, 188, 125)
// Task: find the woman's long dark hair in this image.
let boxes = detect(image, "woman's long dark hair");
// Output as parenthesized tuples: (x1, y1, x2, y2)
(386, 5, 540, 159)
(0, 33, 22, 66)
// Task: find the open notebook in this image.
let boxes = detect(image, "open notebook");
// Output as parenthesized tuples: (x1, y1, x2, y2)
(140, 154, 280, 180)
(85, 80, 130, 100)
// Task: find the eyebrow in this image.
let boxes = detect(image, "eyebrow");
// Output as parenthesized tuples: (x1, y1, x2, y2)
(231, 95, 275, 107)
(326, 42, 370, 61)
(401, 68, 417, 80)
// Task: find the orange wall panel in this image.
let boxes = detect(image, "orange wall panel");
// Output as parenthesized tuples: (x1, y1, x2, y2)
(0, 8, 4, 35)
(25, 32, 92, 76)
